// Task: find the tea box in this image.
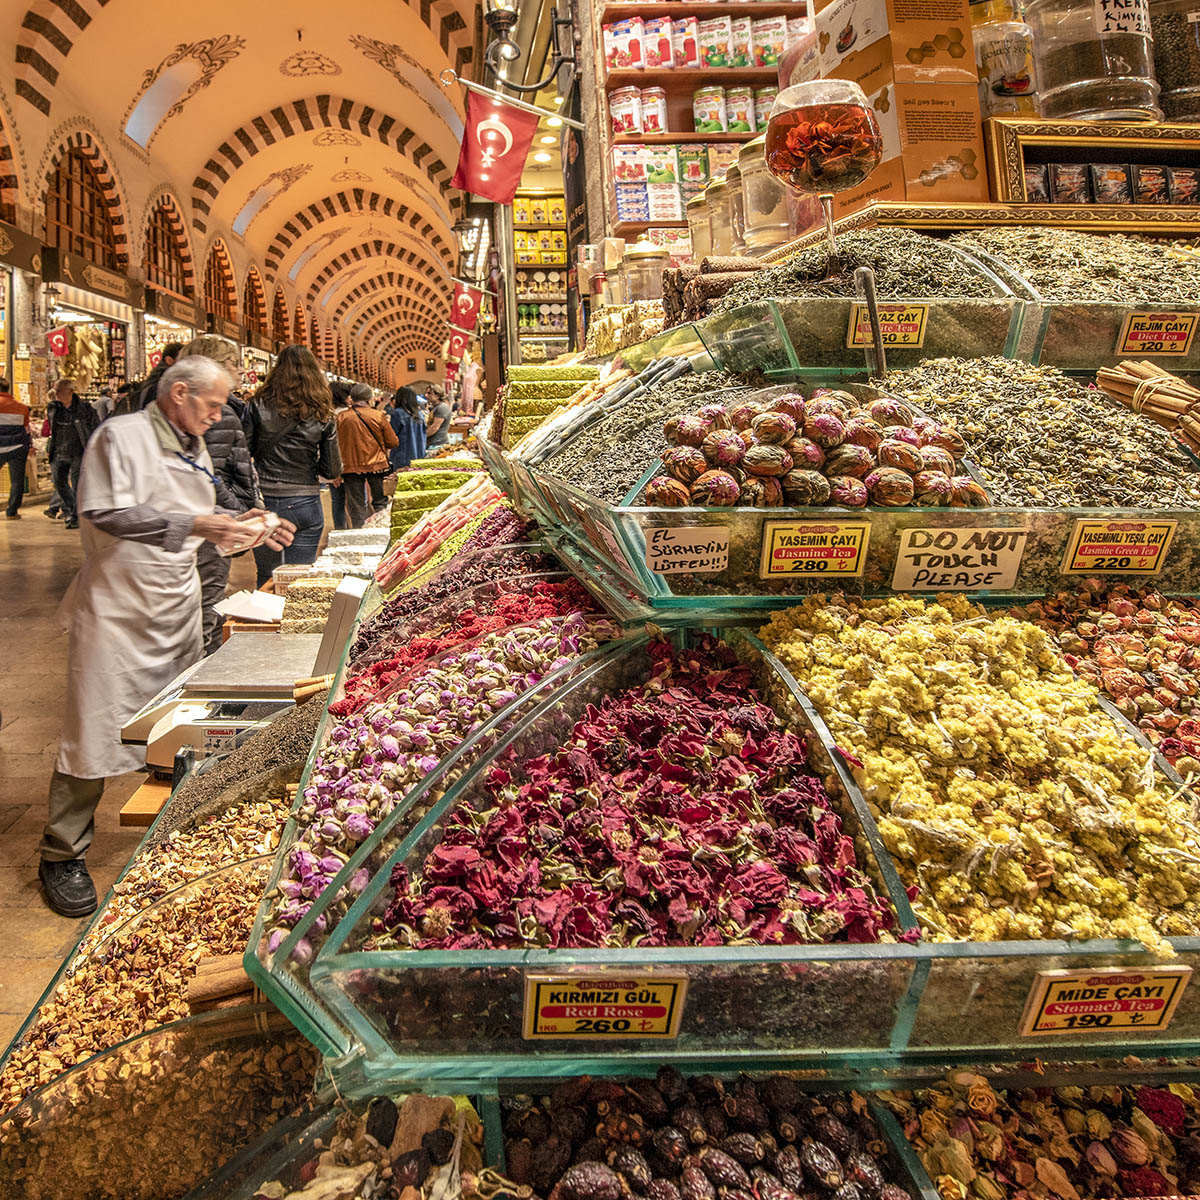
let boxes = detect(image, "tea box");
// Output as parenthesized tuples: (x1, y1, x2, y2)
(752, 15, 789, 65)
(698, 16, 734, 67)
(603, 17, 644, 69)
(730, 15, 754, 66)
(644, 16, 674, 68)
(693, 84, 728, 133)
(672, 16, 700, 67)
(609, 87, 643, 136)
(641, 87, 668, 133)
(726, 85, 755, 132)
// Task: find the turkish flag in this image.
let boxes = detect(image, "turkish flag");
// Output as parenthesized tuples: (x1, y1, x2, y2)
(451, 281, 485, 332)
(444, 361, 460, 387)
(47, 327, 70, 358)
(451, 92, 540, 204)
(447, 326, 470, 362)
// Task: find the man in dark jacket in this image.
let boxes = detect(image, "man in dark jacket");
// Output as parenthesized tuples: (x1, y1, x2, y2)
(0, 376, 32, 519)
(134, 343, 183, 412)
(47, 379, 100, 528)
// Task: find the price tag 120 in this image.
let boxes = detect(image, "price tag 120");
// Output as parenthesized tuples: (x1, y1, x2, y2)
(1020, 966, 1192, 1037)
(1116, 311, 1199, 356)
(523, 974, 688, 1039)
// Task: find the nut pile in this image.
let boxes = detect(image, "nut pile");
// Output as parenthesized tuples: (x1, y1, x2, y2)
(883, 1072, 1200, 1200)
(885, 357, 1200, 509)
(1016, 584, 1200, 775)
(758, 595, 1200, 952)
(645, 390, 981, 510)
(503, 1071, 913, 1200)
(0, 861, 268, 1112)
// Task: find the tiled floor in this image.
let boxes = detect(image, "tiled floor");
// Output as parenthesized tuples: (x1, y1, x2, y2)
(0, 505, 255, 1049)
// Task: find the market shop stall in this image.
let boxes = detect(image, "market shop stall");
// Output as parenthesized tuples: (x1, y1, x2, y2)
(144, 287, 205, 370)
(242, 328, 274, 392)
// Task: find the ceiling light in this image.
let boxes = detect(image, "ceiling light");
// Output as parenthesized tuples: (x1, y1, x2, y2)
(554, 96, 564, 105)
(546, 116, 562, 127)
(533, 151, 552, 163)
(540, 135, 556, 144)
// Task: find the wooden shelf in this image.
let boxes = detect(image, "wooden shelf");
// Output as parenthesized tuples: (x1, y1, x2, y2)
(518, 294, 569, 302)
(519, 331, 570, 339)
(606, 66, 778, 91)
(613, 131, 757, 144)
(613, 219, 688, 236)
(514, 223, 567, 231)
(601, 2, 804, 18)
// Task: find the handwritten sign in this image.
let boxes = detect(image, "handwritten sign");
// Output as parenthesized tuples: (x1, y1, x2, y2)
(644, 526, 729, 575)
(892, 527, 1028, 591)
(1116, 311, 1198, 356)
(760, 520, 869, 578)
(1063, 519, 1177, 575)
(1095, 0, 1152, 35)
(847, 303, 929, 349)
(524, 974, 688, 1039)
(1020, 966, 1191, 1037)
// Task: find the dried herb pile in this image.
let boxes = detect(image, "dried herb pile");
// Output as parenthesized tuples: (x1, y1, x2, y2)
(1016, 583, 1200, 774)
(950, 226, 1200, 303)
(885, 357, 1200, 509)
(713, 230, 998, 314)
(758, 594, 1200, 952)
(538, 370, 748, 505)
(503, 1070, 913, 1200)
(884, 1072, 1200, 1200)
(267, 613, 621, 961)
(380, 636, 900, 949)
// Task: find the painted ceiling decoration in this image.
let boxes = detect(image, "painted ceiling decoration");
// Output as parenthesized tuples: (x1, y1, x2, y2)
(7, 0, 479, 385)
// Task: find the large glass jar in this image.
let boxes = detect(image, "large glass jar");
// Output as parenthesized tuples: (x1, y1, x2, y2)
(621, 240, 670, 301)
(1149, 0, 1200, 119)
(725, 162, 747, 254)
(706, 180, 732, 256)
(1026, 0, 1161, 120)
(738, 135, 790, 251)
(686, 193, 712, 262)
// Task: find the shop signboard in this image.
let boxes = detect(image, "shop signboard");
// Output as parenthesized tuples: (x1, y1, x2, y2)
(0, 220, 43, 274)
(208, 313, 247, 344)
(40, 246, 145, 308)
(145, 286, 205, 330)
(247, 327, 273, 353)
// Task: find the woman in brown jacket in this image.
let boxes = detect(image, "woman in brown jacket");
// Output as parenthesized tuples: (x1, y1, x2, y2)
(336, 383, 398, 527)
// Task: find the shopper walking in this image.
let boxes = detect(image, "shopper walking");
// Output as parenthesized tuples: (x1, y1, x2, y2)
(180, 336, 262, 654)
(243, 344, 341, 585)
(337, 382, 398, 527)
(387, 386, 426, 471)
(41, 356, 294, 916)
(328, 381, 351, 531)
(0, 377, 32, 520)
(425, 383, 453, 450)
(134, 341, 183, 411)
(47, 379, 100, 528)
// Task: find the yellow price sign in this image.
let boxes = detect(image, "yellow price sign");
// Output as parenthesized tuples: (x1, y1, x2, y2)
(760, 520, 869, 579)
(523, 974, 688, 1039)
(1063, 519, 1177, 575)
(1020, 966, 1191, 1037)
(1116, 311, 1199, 356)
(847, 304, 929, 349)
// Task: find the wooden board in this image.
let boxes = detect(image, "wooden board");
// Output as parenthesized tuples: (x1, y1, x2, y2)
(119, 777, 173, 827)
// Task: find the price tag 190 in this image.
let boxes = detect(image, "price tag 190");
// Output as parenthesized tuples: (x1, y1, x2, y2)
(760, 520, 870, 578)
(1019, 966, 1192, 1037)
(1062, 519, 1177, 575)
(523, 974, 689, 1039)
(1116, 311, 1199, 356)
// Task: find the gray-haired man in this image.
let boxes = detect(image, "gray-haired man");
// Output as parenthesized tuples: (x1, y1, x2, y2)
(39, 357, 295, 917)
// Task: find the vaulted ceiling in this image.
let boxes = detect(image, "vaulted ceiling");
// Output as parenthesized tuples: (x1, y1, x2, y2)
(0, 0, 482, 384)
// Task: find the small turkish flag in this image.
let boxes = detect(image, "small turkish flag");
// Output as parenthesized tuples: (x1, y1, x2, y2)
(444, 361, 460, 387)
(47, 327, 70, 358)
(451, 92, 540, 204)
(447, 326, 470, 362)
(451, 281, 484, 332)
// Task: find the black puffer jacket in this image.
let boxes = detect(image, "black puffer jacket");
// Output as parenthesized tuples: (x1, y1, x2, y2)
(243, 399, 341, 494)
(205, 403, 261, 513)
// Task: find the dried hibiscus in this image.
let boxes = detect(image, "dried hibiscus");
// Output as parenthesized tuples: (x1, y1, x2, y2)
(379, 637, 899, 949)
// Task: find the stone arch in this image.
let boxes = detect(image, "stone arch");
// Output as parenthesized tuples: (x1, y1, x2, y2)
(272, 286, 290, 343)
(307, 241, 448, 307)
(15, 0, 106, 115)
(191, 97, 452, 234)
(333, 271, 447, 322)
(40, 123, 130, 269)
(243, 266, 267, 334)
(203, 237, 238, 319)
(293, 300, 307, 344)
(346, 293, 447, 339)
(142, 186, 197, 295)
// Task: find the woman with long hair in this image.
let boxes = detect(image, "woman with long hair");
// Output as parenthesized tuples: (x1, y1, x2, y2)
(243, 344, 341, 584)
(388, 385, 426, 470)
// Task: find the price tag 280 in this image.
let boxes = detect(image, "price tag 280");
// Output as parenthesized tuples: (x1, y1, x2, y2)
(523, 974, 688, 1039)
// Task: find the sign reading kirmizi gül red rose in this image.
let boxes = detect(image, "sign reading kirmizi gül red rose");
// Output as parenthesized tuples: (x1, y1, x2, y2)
(523, 973, 688, 1039)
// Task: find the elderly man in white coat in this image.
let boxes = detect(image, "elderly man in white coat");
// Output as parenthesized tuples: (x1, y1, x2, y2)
(40, 356, 295, 917)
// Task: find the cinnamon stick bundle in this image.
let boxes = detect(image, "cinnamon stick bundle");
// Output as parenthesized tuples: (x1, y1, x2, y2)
(700, 255, 763, 274)
(188, 953, 256, 1010)
(686, 271, 758, 302)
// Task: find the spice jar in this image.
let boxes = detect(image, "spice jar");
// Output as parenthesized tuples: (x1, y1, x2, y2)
(706, 180, 733, 256)
(621, 239, 670, 301)
(738, 135, 790, 251)
(1026, 0, 1161, 120)
(1149, 0, 1200, 119)
(725, 162, 747, 254)
(686, 192, 713, 261)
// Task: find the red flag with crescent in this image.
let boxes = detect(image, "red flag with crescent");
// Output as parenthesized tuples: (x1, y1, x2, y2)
(444, 361, 460, 387)
(47, 327, 70, 358)
(451, 281, 484, 332)
(451, 91, 540, 204)
(447, 326, 470, 362)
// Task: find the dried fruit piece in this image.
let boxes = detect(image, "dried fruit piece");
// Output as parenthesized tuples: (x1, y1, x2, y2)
(423, 1128, 456, 1166)
(367, 1097, 399, 1147)
(753, 412, 798, 444)
(681, 1164, 718, 1200)
(653, 1127, 690, 1168)
(560, 1163, 625, 1200)
(676, 1106, 708, 1146)
(722, 1134, 766, 1165)
(843, 1152, 884, 1199)
(648, 1181, 683, 1200)
(698, 1148, 752, 1190)
(611, 1146, 654, 1191)
(657, 1067, 688, 1105)
(800, 1141, 844, 1190)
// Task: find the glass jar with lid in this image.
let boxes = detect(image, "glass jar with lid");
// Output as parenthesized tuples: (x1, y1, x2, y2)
(621, 240, 670, 302)
(687, 194, 712, 262)
(1025, 0, 1161, 120)
(706, 180, 732, 257)
(725, 163, 747, 254)
(738, 135, 790, 251)
(1148, 0, 1200, 119)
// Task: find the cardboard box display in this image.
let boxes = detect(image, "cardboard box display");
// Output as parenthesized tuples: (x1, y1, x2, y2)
(641, 145, 680, 183)
(752, 16, 789, 66)
(698, 16, 734, 67)
(1049, 163, 1091, 204)
(1133, 164, 1170, 204)
(676, 145, 711, 190)
(612, 145, 647, 181)
(1170, 166, 1200, 204)
(1024, 163, 1050, 202)
(707, 143, 741, 180)
(603, 18, 645, 70)
(730, 16, 754, 67)
(644, 16, 674, 69)
(1090, 163, 1132, 204)
(648, 182, 685, 219)
(673, 17, 700, 67)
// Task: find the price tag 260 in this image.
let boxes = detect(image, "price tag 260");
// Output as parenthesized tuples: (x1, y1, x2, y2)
(523, 974, 688, 1039)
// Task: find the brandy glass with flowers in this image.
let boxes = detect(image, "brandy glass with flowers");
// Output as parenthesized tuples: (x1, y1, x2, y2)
(764, 80, 883, 259)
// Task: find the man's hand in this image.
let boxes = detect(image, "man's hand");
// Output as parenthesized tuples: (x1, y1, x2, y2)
(192, 514, 250, 550)
(233, 508, 297, 552)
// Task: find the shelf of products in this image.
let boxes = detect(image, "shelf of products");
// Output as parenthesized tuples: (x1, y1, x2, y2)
(601, 2, 806, 18)
(606, 66, 779, 89)
(614, 131, 757, 144)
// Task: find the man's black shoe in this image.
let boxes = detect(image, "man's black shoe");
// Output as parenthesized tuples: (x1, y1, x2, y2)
(39, 858, 97, 917)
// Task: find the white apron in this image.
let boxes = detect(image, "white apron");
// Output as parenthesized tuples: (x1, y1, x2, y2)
(56, 410, 214, 778)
